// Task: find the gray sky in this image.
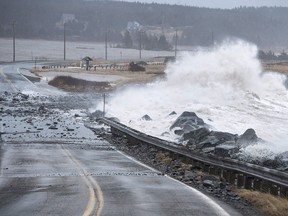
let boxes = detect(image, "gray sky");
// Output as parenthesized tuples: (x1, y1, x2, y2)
(121, 0, 288, 9)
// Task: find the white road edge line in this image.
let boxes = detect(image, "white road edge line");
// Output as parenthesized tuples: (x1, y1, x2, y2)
(166, 175, 231, 216)
(115, 148, 160, 173)
(115, 148, 231, 216)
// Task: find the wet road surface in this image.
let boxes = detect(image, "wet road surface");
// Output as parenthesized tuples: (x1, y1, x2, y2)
(0, 63, 243, 215)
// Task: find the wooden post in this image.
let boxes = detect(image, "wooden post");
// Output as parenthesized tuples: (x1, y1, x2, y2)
(244, 176, 254, 189)
(237, 174, 245, 188)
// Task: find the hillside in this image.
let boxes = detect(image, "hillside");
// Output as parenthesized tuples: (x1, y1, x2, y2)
(1, 0, 288, 49)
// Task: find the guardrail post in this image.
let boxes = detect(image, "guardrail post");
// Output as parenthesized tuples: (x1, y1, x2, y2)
(222, 170, 230, 182)
(280, 186, 288, 198)
(209, 166, 216, 175)
(183, 156, 191, 164)
(170, 152, 178, 160)
(192, 160, 200, 168)
(203, 164, 210, 172)
(229, 172, 237, 185)
(244, 176, 254, 189)
(237, 174, 245, 188)
(215, 167, 222, 177)
(270, 184, 279, 196)
(261, 180, 272, 193)
(252, 178, 262, 190)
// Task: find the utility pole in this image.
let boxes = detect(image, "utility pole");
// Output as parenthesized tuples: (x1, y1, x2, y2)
(211, 31, 214, 47)
(139, 31, 142, 59)
(12, 21, 16, 62)
(256, 35, 260, 48)
(103, 93, 106, 116)
(105, 29, 108, 60)
(175, 29, 178, 58)
(64, 23, 66, 61)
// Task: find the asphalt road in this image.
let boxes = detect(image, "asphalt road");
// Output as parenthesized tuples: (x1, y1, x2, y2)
(0, 63, 243, 216)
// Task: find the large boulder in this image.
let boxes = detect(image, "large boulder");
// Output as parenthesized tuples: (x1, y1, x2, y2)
(170, 111, 206, 135)
(214, 142, 239, 157)
(168, 111, 177, 116)
(141, 114, 152, 121)
(181, 127, 210, 144)
(237, 128, 259, 147)
(196, 131, 238, 149)
(89, 110, 104, 118)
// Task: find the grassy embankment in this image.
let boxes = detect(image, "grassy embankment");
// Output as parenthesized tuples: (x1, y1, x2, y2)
(156, 150, 288, 216)
(235, 189, 288, 216)
(263, 62, 288, 75)
(31, 61, 166, 92)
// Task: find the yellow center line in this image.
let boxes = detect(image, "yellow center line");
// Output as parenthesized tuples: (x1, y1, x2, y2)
(88, 175, 104, 216)
(60, 145, 104, 216)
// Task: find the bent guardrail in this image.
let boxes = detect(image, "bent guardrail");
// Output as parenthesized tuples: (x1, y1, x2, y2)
(100, 117, 288, 197)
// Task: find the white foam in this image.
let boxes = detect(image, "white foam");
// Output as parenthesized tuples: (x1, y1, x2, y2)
(101, 40, 288, 158)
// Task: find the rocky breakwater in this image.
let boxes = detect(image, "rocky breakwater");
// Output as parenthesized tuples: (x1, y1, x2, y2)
(95, 113, 263, 216)
(170, 111, 287, 170)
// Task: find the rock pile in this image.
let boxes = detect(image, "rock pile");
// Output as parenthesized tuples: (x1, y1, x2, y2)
(170, 112, 258, 157)
(100, 131, 262, 216)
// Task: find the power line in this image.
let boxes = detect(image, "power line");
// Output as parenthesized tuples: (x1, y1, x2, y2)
(139, 31, 142, 59)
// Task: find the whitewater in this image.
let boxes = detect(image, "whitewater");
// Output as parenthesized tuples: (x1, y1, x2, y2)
(102, 40, 288, 159)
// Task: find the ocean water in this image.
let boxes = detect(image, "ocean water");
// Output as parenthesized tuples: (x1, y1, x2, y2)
(102, 40, 288, 159)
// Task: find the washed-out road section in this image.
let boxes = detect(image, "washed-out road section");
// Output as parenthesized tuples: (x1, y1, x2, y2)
(0, 62, 242, 215)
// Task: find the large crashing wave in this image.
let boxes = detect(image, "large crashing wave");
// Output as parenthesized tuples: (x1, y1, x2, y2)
(102, 40, 288, 159)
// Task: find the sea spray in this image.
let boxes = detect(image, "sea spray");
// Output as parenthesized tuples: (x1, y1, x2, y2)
(101, 40, 288, 158)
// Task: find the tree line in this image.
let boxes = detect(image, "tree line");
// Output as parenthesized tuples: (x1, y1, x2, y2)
(1, 0, 288, 50)
(258, 50, 288, 60)
(121, 30, 172, 51)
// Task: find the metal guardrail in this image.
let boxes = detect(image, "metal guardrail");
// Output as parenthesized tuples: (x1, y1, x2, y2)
(100, 117, 288, 196)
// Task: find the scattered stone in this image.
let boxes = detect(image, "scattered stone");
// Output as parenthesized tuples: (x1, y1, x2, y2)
(198, 131, 237, 148)
(237, 128, 259, 147)
(203, 179, 217, 188)
(181, 127, 210, 143)
(141, 114, 152, 121)
(89, 110, 104, 119)
(48, 126, 58, 130)
(214, 143, 239, 157)
(170, 111, 207, 135)
(168, 111, 177, 116)
(161, 131, 170, 136)
(38, 105, 48, 113)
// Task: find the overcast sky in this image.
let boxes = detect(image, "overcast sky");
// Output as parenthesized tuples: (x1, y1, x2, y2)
(121, 0, 288, 9)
